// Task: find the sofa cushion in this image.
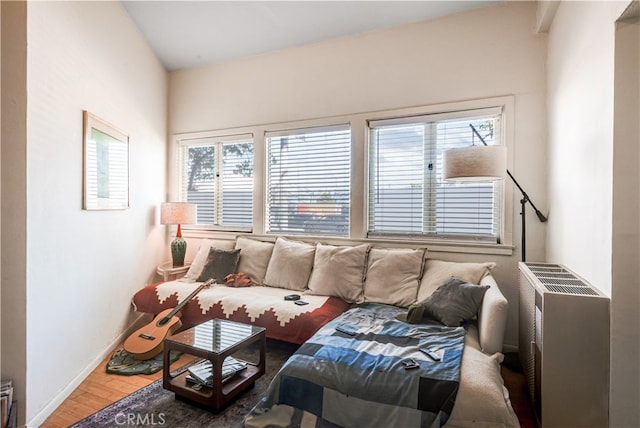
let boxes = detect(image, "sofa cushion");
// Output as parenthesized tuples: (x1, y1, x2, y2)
(363, 247, 426, 307)
(184, 239, 236, 281)
(264, 237, 316, 291)
(235, 237, 274, 285)
(417, 259, 495, 302)
(447, 323, 520, 426)
(477, 275, 509, 354)
(307, 243, 370, 303)
(196, 248, 241, 284)
(406, 277, 489, 326)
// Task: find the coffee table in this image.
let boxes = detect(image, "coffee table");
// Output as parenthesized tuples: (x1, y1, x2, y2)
(162, 319, 266, 410)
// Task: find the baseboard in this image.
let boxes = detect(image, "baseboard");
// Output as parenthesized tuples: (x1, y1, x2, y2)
(27, 313, 149, 427)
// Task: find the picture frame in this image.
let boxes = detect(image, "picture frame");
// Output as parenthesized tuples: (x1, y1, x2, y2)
(83, 111, 130, 210)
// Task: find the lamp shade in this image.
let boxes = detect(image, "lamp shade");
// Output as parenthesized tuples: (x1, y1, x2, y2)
(160, 202, 197, 225)
(443, 145, 507, 181)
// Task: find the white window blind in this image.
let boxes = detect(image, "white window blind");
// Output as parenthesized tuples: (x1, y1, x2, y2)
(179, 136, 253, 229)
(266, 125, 351, 237)
(368, 109, 503, 242)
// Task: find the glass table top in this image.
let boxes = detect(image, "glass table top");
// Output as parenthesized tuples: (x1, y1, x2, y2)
(167, 319, 264, 354)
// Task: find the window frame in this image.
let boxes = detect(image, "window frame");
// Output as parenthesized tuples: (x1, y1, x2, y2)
(366, 106, 504, 243)
(173, 132, 255, 233)
(264, 123, 352, 238)
(169, 96, 514, 255)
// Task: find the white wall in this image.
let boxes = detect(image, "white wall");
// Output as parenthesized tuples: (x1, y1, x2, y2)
(170, 1, 548, 349)
(546, 1, 639, 426)
(10, 2, 167, 425)
(547, 1, 625, 295)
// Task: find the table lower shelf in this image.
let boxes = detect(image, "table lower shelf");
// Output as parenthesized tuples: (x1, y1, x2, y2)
(165, 361, 262, 409)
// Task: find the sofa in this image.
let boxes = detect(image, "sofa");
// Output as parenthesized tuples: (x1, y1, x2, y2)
(130, 236, 519, 427)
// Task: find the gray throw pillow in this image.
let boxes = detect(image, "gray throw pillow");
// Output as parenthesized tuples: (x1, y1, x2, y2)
(406, 277, 489, 327)
(196, 248, 241, 284)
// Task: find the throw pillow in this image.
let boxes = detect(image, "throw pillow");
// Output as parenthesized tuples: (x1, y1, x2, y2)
(234, 237, 275, 285)
(417, 259, 495, 302)
(263, 237, 316, 291)
(184, 239, 236, 280)
(196, 248, 241, 284)
(363, 247, 427, 307)
(307, 243, 370, 303)
(407, 277, 489, 327)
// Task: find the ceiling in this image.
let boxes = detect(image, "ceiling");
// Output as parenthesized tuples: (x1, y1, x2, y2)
(122, 1, 500, 72)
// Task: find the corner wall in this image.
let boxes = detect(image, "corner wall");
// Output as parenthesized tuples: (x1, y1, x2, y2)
(546, 1, 624, 295)
(611, 9, 639, 427)
(20, 2, 168, 425)
(546, 1, 639, 425)
(1, 1, 28, 424)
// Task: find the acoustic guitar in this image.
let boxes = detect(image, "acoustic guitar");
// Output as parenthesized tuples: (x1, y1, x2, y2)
(124, 278, 215, 360)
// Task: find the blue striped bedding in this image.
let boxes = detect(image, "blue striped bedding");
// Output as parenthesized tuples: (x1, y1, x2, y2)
(245, 303, 466, 428)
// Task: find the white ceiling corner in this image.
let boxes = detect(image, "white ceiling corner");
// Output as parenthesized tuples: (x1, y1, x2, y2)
(121, 1, 501, 72)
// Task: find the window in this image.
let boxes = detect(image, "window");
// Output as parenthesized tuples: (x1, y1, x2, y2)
(368, 108, 503, 242)
(178, 135, 253, 229)
(172, 97, 512, 252)
(265, 125, 351, 236)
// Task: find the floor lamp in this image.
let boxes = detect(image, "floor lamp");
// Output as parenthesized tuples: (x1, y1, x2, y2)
(443, 125, 547, 262)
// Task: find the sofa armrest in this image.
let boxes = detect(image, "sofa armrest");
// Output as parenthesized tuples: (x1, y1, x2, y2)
(477, 275, 508, 355)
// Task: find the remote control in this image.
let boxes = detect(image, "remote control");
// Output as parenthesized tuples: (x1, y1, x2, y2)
(294, 300, 309, 306)
(284, 294, 301, 301)
(335, 324, 358, 336)
(419, 347, 442, 361)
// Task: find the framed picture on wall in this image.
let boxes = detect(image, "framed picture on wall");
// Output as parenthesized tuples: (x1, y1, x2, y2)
(82, 111, 129, 210)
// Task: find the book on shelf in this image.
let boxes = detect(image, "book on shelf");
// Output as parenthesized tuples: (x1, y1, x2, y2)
(0, 380, 13, 428)
(186, 357, 247, 387)
(6, 402, 16, 428)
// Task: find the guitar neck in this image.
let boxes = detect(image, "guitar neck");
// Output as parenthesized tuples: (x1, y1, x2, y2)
(163, 278, 214, 321)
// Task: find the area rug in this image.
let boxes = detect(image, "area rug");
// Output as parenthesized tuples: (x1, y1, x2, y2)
(106, 349, 182, 375)
(72, 340, 299, 428)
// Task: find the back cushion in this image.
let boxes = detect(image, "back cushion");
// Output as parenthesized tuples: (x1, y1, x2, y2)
(184, 239, 236, 281)
(363, 247, 427, 307)
(417, 259, 496, 302)
(196, 248, 241, 284)
(263, 237, 316, 291)
(235, 237, 275, 285)
(307, 243, 370, 303)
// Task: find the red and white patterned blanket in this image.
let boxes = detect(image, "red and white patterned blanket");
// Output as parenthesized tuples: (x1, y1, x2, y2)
(131, 281, 351, 344)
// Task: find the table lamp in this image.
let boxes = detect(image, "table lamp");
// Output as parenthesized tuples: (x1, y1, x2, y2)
(161, 202, 197, 267)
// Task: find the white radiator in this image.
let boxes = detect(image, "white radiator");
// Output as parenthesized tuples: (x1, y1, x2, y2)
(518, 262, 610, 428)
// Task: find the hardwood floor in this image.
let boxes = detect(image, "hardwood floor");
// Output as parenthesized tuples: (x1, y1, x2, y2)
(43, 348, 535, 427)
(41, 351, 196, 428)
(501, 353, 537, 428)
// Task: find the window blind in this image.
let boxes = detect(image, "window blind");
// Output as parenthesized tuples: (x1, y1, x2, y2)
(368, 110, 502, 242)
(266, 125, 351, 236)
(179, 136, 253, 229)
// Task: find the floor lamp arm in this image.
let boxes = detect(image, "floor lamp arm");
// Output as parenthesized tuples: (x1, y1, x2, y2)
(506, 170, 548, 223)
(506, 170, 548, 262)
